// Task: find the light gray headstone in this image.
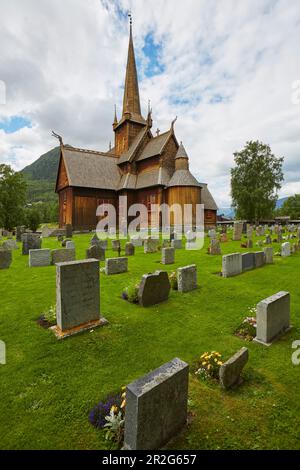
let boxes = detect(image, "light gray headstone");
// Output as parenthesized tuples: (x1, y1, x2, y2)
(144, 238, 160, 253)
(66, 241, 75, 250)
(29, 249, 51, 267)
(264, 247, 273, 264)
(281, 242, 291, 257)
(177, 264, 197, 293)
(124, 358, 189, 450)
(105, 257, 128, 275)
(254, 291, 291, 345)
(161, 247, 175, 265)
(56, 259, 102, 332)
(2, 239, 18, 250)
(219, 347, 249, 389)
(171, 239, 182, 249)
(222, 253, 242, 277)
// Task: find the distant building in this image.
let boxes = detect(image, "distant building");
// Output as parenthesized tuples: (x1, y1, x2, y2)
(55, 20, 217, 230)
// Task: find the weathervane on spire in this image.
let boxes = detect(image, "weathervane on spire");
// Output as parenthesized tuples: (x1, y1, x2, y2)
(128, 11, 132, 28)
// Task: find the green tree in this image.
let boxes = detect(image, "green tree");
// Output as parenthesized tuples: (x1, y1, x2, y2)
(25, 207, 41, 232)
(277, 194, 300, 219)
(231, 141, 284, 222)
(0, 164, 27, 230)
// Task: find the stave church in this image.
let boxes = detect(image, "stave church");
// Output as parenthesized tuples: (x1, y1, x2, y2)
(55, 20, 217, 231)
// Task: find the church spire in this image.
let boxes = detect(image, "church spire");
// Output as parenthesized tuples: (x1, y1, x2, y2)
(122, 14, 141, 117)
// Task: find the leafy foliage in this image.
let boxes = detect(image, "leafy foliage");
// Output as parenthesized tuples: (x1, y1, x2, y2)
(122, 282, 140, 303)
(0, 164, 27, 230)
(231, 141, 284, 222)
(25, 207, 41, 232)
(276, 194, 300, 219)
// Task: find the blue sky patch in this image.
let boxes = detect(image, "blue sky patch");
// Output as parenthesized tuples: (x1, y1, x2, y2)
(141, 32, 165, 78)
(0, 116, 32, 134)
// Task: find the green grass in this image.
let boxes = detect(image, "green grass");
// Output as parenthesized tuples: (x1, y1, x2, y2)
(1, 233, 300, 450)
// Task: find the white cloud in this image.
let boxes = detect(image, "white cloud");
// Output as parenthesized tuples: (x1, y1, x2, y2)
(0, 0, 300, 206)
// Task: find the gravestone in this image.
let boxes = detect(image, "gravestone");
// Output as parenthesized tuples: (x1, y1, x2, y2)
(232, 222, 243, 241)
(112, 239, 121, 252)
(62, 238, 72, 247)
(65, 224, 73, 238)
(86, 244, 105, 261)
(220, 233, 228, 243)
(130, 236, 143, 247)
(123, 358, 189, 450)
(0, 250, 12, 269)
(264, 247, 273, 264)
(51, 248, 76, 265)
(144, 238, 159, 253)
(138, 271, 170, 306)
(209, 239, 221, 255)
(208, 229, 216, 239)
(281, 242, 291, 257)
(105, 257, 128, 275)
(22, 233, 41, 255)
(29, 249, 51, 267)
(241, 252, 255, 272)
(42, 227, 65, 238)
(161, 247, 175, 265)
(246, 225, 253, 239)
(16, 226, 26, 242)
(57, 234, 64, 243)
(219, 347, 249, 389)
(125, 242, 135, 256)
(177, 265, 197, 293)
(2, 239, 18, 250)
(254, 291, 291, 345)
(171, 239, 182, 249)
(162, 239, 170, 248)
(66, 241, 75, 250)
(222, 253, 242, 277)
(246, 239, 253, 249)
(53, 259, 107, 338)
(265, 235, 272, 244)
(254, 251, 266, 268)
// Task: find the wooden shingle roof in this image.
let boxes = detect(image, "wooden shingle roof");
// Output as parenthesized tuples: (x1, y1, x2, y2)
(167, 169, 202, 188)
(135, 130, 172, 162)
(61, 147, 121, 190)
(200, 183, 218, 210)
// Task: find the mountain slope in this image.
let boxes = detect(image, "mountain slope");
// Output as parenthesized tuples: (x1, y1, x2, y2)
(21, 147, 60, 203)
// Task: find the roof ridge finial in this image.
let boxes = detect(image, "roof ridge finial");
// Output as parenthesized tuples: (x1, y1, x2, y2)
(51, 130, 63, 147)
(171, 116, 178, 132)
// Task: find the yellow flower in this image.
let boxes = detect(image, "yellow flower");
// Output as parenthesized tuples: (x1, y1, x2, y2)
(121, 392, 126, 399)
(207, 364, 211, 370)
(110, 405, 118, 414)
(218, 361, 223, 366)
(121, 386, 126, 391)
(120, 400, 126, 409)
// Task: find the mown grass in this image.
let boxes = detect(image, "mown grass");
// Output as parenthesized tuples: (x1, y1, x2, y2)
(0, 232, 300, 450)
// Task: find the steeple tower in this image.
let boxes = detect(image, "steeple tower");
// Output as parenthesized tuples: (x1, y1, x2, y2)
(122, 14, 141, 117)
(114, 14, 147, 156)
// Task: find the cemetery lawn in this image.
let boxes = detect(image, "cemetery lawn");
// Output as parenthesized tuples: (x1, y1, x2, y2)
(0, 234, 300, 450)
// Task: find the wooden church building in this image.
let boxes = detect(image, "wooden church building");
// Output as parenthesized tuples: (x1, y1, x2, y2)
(55, 21, 217, 231)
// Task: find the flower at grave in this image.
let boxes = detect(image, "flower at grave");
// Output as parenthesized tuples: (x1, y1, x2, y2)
(197, 351, 223, 380)
(110, 405, 118, 414)
(120, 400, 126, 409)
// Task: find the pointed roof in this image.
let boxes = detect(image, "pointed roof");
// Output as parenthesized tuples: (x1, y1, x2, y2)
(167, 169, 202, 188)
(175, 142, 189, 159)
(122, 22, 141, 117)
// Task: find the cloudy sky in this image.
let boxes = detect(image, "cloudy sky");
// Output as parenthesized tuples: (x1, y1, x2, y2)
(0, 0, 300, 207)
